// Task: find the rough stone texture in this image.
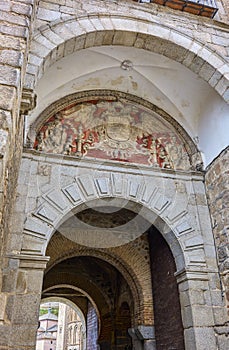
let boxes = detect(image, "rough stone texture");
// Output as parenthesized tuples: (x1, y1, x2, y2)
(149, 228, 185, 350)
(206, 146, 229, 314)
(0, 1, 39, 348)
(0, 1, 229, 349)
(86, 302, 98, 350)
(220, 0, 229, 23)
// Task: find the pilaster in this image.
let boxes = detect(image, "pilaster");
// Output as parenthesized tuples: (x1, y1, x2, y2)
(129, 326, 156, 350)
(0, 254, 49, 349)
(176, 267, 228, 350)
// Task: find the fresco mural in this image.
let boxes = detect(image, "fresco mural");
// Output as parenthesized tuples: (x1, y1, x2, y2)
(33, 100, 191, 170)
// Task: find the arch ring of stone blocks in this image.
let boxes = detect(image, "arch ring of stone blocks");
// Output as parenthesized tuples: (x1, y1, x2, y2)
(22, 170, 208, 273)
(26, 14, 229, 102)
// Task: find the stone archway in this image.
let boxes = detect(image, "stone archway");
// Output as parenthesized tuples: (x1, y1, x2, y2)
(35, 194, 188, 349)
(26, 14, 229, 102)
(38, 296, 87, 350)
(1, 2, 229, 350)
(42, 254, 136, 350)
(7, 148, 224, 349)
(7, 85, 225, 350)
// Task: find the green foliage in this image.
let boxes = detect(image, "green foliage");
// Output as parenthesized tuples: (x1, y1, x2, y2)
(39, 308, 47, 316)
(39, 307, 59, 316)
(52, 308, 59, 316)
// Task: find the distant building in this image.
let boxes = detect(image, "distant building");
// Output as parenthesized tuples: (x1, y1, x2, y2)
(37, 303, 86, 350)
(67, 306, 85, 350)
(36, 308, 58, 350)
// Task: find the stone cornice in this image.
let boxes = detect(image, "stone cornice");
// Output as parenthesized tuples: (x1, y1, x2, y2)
(7, 253, 50, 270)
(20, 88, 37, 115)
(22, 149, 205, 181)
(175, 266, 218, 283)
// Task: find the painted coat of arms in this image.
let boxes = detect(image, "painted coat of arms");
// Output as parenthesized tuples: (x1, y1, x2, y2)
(33, 100, 191, 170)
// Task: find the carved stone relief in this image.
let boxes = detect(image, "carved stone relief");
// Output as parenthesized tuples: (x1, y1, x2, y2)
(32, 99, 191, 170)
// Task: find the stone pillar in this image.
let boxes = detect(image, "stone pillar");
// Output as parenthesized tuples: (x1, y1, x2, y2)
(0, 3, 39, 347)
(0, 0, 38, 259)
(129, 326, 156, 350)
(0, 254, 49, 350)
(176, 267, 228, 350)
(56, 303, 68, 350)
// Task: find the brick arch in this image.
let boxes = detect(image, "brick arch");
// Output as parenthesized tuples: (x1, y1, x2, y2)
(44, 247, 144, 325)
(40, 295, 87, 333)
(26, 14, 229, 102)
(43, 269, 111, 326)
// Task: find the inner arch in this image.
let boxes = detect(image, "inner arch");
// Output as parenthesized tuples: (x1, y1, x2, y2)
(42, 255, 135, 349)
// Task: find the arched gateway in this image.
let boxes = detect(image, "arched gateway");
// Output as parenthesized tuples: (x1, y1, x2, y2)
(7, 91, 223, 349)
(1, 1, 229, 349)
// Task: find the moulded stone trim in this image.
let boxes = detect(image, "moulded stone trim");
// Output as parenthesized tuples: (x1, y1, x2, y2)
(44, 188, 69, 212)
(17, 153, 213, 274)
(175, 267, 210, 284)
(34, 203, 60, 225)
(151, 194, 171, 214)
(114, 18, 144, 35)
(25, 14, 229, 102)
(94, 177, 111, 197)
(139, 183, 158, 205)
(168, 31, 193, 50)
(127, 177, 144, 201)
(89, 17, 105, 32)
(166, 208, 188, 224)
(111, 173, 126, 197)
(21, 232, 47, 256)
(184, 236, 204, 249)
(76, 175, 98, 199)
(175, 219, 193, 235)
(20, 171, 196, 269)
(40, 27, 65, 46)
(35, 34, 56, 51)
(18, 254, 50, 269)
(62, 183, 84, 205)
(188, 248, 206, 265)
(134, 325, 155, 340)
(24, 216, 53, 238)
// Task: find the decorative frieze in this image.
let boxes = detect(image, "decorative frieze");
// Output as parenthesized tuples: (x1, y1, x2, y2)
(31, 98, 194, 171)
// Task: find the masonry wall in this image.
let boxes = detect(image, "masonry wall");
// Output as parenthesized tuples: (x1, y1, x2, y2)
(25, 0, 229, 95)
(86, 302, 98, 350)
(220, 0, 229, 22)
(149, 228, 185, 350)
(0, 0, 37, 336)
(205, 146, 229, 315)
